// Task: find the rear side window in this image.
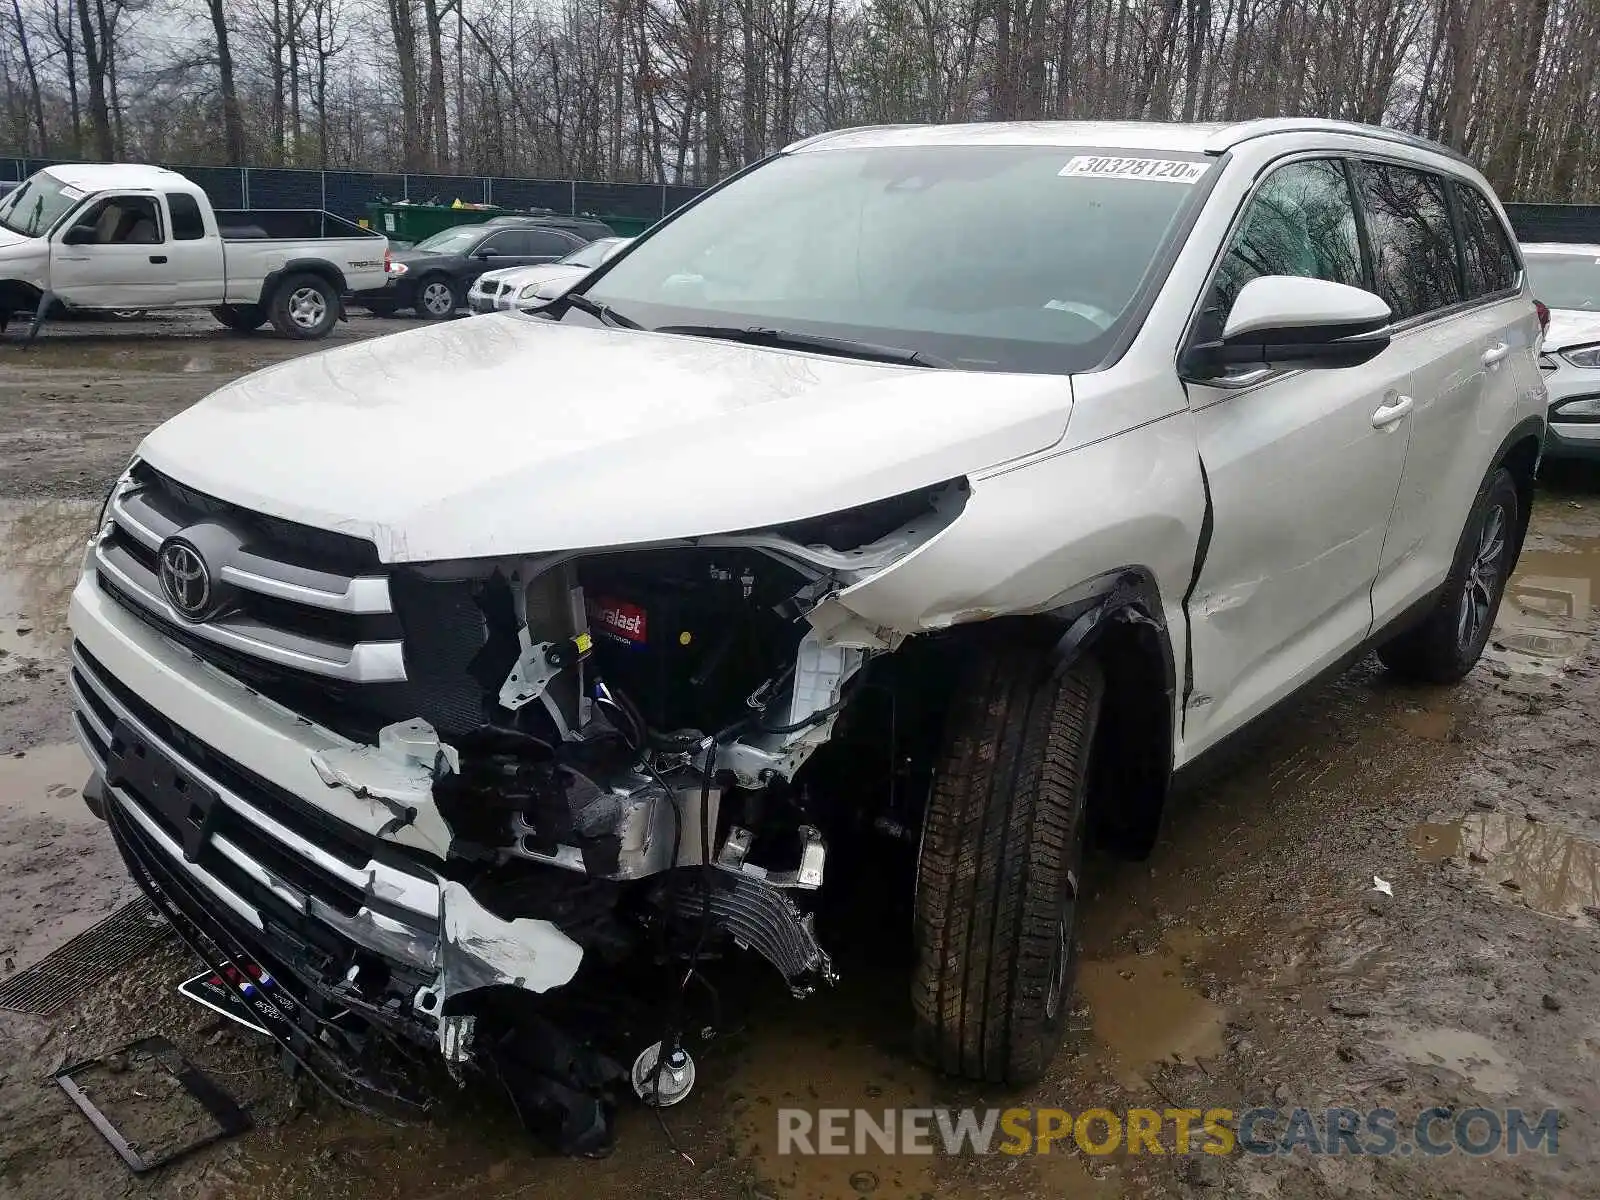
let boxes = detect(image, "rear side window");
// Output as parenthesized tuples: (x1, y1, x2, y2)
(525, 229, 581, 257)
(1454, 183, 1518, 298)
(165, 193, 206, 240)
(1356, 163, 1462, 320)
(1201, 158, 1363, 340)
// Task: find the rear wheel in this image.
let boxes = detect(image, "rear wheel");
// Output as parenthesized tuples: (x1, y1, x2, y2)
(912, 644, 1104, 1084)
(268, 273, 340, 339)
(1378, 466, 1520, 683)
(210, 303, 267, 333)
(414, 275, 460, 320)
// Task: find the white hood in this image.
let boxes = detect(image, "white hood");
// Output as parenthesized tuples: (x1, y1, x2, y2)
(138, 316, 1074, 563)
(1545, 308, 1600, 354)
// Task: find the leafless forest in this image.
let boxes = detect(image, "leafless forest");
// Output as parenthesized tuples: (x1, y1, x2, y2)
(0, 0, 1596, 199)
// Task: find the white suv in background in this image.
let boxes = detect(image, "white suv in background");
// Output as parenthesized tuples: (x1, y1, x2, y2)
(68, 119, 1545, 1153)
(1525, 242, 1600, 460)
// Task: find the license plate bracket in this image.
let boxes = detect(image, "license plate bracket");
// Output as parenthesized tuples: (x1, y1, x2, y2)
(106, 722, 220, 862)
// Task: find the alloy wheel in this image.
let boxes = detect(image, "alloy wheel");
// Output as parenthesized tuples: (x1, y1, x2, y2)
(421, 282, 455, 317)
(287, 286, 328, 329)
(1457, 501, 1508, 651)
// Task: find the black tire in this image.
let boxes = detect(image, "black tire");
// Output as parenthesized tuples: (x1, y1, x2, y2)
(210, 303, 267, 333)
(363, 301, 401, 318)
(912, 644, 1104, 1085)
(1378, 466, 1520, 683)
(412, 274, 460, 320)
(267, 273, 340, 339)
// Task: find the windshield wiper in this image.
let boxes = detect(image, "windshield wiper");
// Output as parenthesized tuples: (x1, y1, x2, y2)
(656, 324, 951, 368)
(561, 292, 642, 329)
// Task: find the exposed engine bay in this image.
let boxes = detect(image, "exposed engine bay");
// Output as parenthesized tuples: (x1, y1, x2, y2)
(380, 480, 968, 1150)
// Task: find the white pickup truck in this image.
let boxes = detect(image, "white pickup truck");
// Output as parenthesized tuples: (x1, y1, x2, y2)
(0, 163, 389, 339)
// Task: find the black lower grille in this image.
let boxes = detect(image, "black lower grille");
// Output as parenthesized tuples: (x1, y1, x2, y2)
(74, 645, 436, 883)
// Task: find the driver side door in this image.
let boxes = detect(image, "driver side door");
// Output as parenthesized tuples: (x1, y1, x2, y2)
(50, 193, 179, 308)
(1182, 157, 1414, 757)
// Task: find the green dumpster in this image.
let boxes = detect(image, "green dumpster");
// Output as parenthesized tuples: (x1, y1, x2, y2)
(366, 202, 520, 244)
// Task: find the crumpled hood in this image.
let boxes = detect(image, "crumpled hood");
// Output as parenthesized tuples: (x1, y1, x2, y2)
(138, 317, 1074, 563)
(1545, 309, 1600, 354)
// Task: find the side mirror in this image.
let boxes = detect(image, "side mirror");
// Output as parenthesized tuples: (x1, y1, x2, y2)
(1186, 275, 1392, 377)
(61, 225, 95, 246)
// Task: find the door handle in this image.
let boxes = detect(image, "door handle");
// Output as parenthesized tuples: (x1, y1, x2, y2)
(59, 255, 90, 262)
(1372, 393, 1415, 429)
(149, 255, 167, 264)
(1481, 342, 1510, 366)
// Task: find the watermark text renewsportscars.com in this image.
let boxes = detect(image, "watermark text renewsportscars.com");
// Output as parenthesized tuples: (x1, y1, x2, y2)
(777, 1106, 1561, 1158)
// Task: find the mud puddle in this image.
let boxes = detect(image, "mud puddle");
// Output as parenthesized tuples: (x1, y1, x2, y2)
(1483, 527, 1600, 676)
(0, 741, 92, 821)
(1411, 812, 1600, 922)
(0, 498, 97, 675)
(1077, 943, 1225, 1087)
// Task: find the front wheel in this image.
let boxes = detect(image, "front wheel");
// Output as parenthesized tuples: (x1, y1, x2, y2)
(912, 644, 1104, 1085)
(268, 273, 340, 339)
(413, 276, 460, 320)
(1378, 466, 1520, 683)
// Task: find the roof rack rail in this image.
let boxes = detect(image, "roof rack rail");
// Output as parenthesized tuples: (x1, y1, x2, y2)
(1206, 119, 1473, 168)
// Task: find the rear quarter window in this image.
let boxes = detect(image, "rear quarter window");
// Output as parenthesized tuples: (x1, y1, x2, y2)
(1453, 183, 1519, 298)
(1355, 163, 1462, 320)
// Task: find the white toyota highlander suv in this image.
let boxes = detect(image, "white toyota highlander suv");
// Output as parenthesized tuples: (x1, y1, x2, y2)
(67, 118, 1546, 1152)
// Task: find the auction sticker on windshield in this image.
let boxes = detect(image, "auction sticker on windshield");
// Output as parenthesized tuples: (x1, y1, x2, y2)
(1059, 156, 1209, 184)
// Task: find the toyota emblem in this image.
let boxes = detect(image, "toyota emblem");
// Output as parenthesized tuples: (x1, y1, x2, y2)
(158, 540, 213, 619)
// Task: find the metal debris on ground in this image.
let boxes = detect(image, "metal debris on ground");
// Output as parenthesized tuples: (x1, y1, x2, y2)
(0, 896, 170, 1015)
(53, 1035, 252, 1172)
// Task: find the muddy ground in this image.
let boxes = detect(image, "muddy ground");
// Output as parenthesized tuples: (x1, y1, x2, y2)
(1, 312, 1598, 1199)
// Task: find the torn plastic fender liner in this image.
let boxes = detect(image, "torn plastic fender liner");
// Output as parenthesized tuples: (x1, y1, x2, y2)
(1040, 568, 1168, 686)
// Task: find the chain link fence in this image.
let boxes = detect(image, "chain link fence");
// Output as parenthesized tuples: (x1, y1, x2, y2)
(0, 158, 707, 228)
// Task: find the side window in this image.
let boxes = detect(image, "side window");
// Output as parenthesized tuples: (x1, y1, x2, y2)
(1356, 163, 1462, 319)
(165, 192, 206, 241)
(1453, 182, 1518, 298)
(476, 233, 514, 255)
(526, 229, 581, 257)
(1202, 159, 1363, 341)
(72, 195, 164, 245)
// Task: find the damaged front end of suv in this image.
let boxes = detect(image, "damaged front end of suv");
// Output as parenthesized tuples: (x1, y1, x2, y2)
(79, 461, 978, 1153)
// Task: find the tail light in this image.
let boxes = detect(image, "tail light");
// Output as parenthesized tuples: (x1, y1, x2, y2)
(1535, 299, 1550, 335)
(383, 248, 393, 274)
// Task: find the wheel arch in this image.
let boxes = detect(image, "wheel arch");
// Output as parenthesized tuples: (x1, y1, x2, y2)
(0, 278, 44, 313)
(263, 259, 348, 301)
(1493, 415, 1545, 560)
(939, 566, 1178, 862)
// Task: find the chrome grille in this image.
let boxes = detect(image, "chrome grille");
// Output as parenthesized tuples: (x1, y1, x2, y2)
(94, 463, 405, 683)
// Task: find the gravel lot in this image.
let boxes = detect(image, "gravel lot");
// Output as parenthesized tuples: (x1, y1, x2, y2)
(1, 312, 1597, 1199)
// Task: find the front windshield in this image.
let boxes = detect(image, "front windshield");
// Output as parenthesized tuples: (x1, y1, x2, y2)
(412, 226, 485, 253)
(561, 237, 623, 269)
(1527, 253, 1600, 313)
(0, 172, 85, 237)
(579, 146, 1211, 373)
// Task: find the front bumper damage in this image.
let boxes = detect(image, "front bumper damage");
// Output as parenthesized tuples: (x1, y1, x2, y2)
(69, 579, 633, 1147)
(68, 473, 973, 1153)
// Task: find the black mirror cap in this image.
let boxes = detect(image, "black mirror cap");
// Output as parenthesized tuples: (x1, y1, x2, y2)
(1185, 325, 1391, 378)
(61, 226, 95, 246)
